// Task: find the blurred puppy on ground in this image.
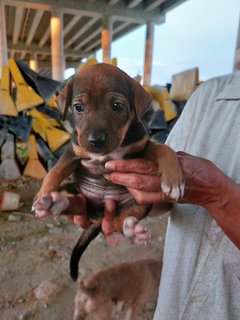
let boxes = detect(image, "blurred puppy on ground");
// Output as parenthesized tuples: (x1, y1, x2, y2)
(73, 258, 162, 320)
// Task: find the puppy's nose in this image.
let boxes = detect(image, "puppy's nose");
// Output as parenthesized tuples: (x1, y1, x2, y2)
(88, 130, 107, 148)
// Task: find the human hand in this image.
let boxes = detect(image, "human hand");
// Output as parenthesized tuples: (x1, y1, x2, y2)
(104, 152, 240, 249)
(67, 197, 118, 237)
(104, 151, 229, 209)
(68, 197, 149, 245)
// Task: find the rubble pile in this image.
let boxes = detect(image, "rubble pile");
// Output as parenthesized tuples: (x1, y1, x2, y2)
(0, 59, 70, 181)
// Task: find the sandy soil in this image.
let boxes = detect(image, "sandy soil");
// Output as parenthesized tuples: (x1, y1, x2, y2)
(0, 177, 168, 320)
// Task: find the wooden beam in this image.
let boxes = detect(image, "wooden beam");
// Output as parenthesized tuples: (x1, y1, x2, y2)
(7, 40, 89, 58)
(127, 0, 143, 9)
(64, 17, 99, 49)
(13, 6, 24, 45)
(63, 14, 81, 36)
(4, 0, 161, 23)
(107, 0, 121, 6)
(72, 23, 102, 51)
(26, 10, 44, 46)
(85, 21, 130, 51)
(38, 26, 50, 47)
(145, 0, 165, 11)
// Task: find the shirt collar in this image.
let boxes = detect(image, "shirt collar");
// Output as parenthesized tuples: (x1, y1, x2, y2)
(216, 71, 240, 100)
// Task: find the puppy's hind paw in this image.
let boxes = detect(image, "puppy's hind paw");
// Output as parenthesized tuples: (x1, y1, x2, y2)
(123, 216, 149, 245)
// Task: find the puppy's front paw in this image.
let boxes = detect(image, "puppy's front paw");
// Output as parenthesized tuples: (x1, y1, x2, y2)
(160, 162, 185, 200)
(161, 180, 185, 200)
(123, 216, 149, 245)
(33, 192, 69, 218)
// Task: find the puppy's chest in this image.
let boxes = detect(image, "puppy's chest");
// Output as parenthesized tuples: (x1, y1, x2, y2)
(72, 163, 132, 207)
(71, 145, 146, 207)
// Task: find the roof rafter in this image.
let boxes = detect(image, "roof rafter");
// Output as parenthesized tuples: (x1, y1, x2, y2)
(7, 40, 92, 58)
(64, 16, 99, 49)
(145, 0, 165, 11)
(85, 20, 131, 51)
(25, 10, 44, 45)
(63, 14, 81, 36)
(13, 6, 24, 44)
(4, 0, 162, 23)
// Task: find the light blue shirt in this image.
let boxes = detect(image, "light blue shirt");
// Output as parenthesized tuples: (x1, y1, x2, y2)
(154, 72, 240, 320)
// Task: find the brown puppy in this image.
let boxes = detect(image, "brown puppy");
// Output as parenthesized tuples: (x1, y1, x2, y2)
(73, 259, 162, 320)
(33, 63, 184, 280)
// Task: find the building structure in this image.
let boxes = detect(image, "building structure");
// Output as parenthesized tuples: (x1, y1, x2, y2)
(0, 0, 188, 83)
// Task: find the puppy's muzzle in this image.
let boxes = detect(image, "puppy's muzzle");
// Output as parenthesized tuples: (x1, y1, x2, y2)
(88, 129, 107, 150)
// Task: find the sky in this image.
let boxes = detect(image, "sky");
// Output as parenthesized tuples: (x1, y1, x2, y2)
(94, 0, 240, 86)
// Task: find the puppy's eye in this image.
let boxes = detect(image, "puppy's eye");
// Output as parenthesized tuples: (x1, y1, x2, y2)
(112, 102, 124, 112)
(73, 103, 84, 113)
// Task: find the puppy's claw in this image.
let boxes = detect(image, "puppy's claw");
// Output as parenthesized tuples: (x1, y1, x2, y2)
(161, 183, 171, 196)
(180, 182, 185, 198)
(123, 216, 138, 238)
(161, 181, 185, 200)
(169, 187, 179, 200)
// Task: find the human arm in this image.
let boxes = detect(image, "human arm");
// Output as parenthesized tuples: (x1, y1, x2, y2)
(104, 152, 240, 249)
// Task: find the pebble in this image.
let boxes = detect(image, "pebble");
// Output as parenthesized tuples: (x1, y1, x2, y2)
(38, 236, 49, 244)
(48, 226, 64, 234)
(46, 223, 55, 229)
(18, 310, 32, 320)
(34, 279, 62, 302)
(30, 239, 38, 245)
(8, 214, 22, 222)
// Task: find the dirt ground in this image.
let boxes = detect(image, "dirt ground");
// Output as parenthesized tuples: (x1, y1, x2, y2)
(0, 177, 168, 320)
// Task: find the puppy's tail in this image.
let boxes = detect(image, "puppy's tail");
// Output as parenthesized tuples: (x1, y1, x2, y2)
(70, 224, 101, 281)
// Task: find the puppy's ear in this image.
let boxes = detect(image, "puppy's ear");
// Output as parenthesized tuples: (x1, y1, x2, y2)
(56, 78, 74, 121)
(131, 79, 152, 120)
(80, 280, 98, 295)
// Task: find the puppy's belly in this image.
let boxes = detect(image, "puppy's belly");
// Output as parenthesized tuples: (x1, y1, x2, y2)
(79, 176, 133, 207)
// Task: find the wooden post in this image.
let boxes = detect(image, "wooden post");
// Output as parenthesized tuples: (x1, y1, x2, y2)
(29, 53, 39, 72)
(50, 7, 65, 81)
(233, 14, 240, 71)
(101, 16, 112, 63)
(143, 22, 154, 86)
(0, 2, 8, 76)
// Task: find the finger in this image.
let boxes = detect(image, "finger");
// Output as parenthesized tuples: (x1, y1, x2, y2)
(105, 159, 158, 174)
(102, 199, 116, 236)
(127, 188, 167, 205)
(104, 172, 162, 191)
(176, 151, 189, 157)
(73, 215, 90, 228)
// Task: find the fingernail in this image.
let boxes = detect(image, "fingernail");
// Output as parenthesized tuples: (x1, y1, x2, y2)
(105, 199, 116, 212)
(105, 161, 114, 170)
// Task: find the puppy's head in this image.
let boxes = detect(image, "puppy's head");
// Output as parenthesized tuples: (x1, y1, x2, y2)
(57, 63, 152, 155)
(73, 280, 99, 319)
